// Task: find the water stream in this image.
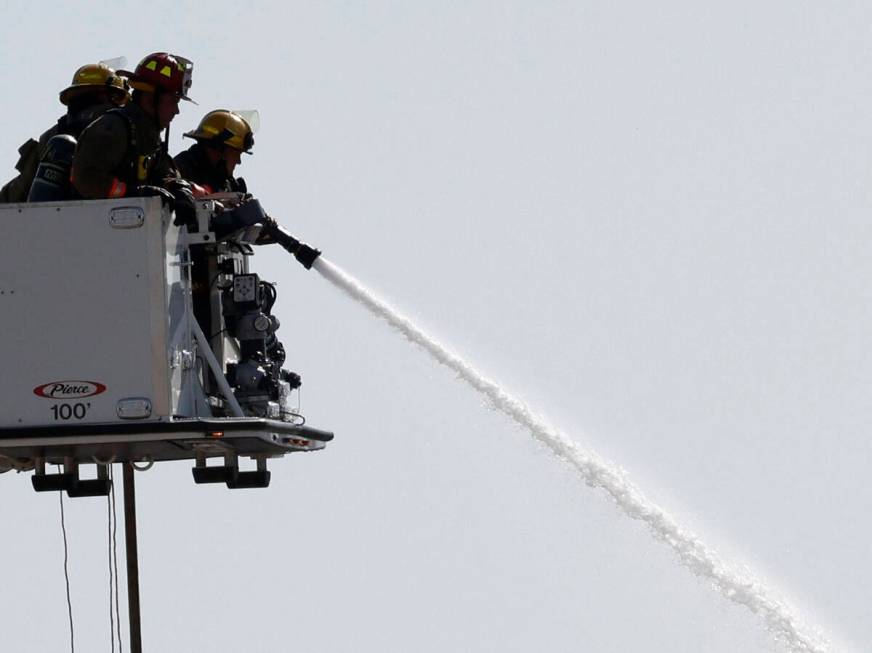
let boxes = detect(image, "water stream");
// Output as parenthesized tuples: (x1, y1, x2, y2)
(313, 256, 835, 653)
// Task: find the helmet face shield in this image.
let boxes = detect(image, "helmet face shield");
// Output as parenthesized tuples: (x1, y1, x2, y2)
(233, 110, 260, 135)
(173, 55, 195, 102)
(232, 110, 259, 153)
(98, 56, 127, 71)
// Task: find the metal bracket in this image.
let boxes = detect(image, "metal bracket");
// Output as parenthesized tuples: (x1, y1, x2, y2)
(31, 456, 112, 497)
(191, 451, 270, 489)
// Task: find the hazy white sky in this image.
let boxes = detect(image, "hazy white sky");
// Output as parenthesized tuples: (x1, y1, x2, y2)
(1, 2, 871, 651)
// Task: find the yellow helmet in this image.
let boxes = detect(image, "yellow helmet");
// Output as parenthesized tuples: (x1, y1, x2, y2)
(184, 109, 255, 153)
(59, 63, 130, 106)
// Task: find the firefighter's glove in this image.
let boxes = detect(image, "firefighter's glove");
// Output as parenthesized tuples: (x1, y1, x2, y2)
(254, 214, 278, 245)
(134, 185, 175, 207)
(169, 184, 198, 228)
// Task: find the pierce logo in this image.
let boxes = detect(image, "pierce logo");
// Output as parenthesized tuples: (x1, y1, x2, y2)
(34, 381, 107, 399)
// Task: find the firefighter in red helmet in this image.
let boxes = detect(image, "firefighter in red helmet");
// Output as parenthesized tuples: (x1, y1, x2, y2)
(71, 52, 197, 224)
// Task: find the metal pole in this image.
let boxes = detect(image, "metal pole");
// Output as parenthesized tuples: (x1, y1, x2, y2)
(123, 462, 143, 653)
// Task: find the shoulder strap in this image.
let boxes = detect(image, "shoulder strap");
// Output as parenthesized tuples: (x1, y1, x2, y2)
(106, 108, 137, 151)
(105, 108, 150, 184)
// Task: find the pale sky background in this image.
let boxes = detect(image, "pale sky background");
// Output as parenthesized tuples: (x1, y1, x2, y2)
(1, 2, 871, 652)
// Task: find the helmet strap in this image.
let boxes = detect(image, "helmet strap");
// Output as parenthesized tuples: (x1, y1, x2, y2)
(217, 153, 227, 180)
(152, 89, 169, 153)
(152, 90, 161, 127)
(202, 140, 229, 180)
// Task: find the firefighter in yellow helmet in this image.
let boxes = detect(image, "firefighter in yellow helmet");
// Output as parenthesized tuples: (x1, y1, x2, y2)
(59, 62, 130, 107)
(0, 62, 129, 203)
(174, 109, 255, 194)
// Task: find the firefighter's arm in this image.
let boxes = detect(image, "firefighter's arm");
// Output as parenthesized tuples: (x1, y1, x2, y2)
(70, 115, 130, 199)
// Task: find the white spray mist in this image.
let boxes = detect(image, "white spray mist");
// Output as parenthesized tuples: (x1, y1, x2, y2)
(314, 257, 836, 653)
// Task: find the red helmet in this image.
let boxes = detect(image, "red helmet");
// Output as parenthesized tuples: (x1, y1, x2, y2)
(119, 52, 195, 102)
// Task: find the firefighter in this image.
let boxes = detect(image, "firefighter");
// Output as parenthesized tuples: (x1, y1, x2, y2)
(70, 52, 197, 223)
(176, 111, 256, 353)
(174, 109, 255, 194)
(0, 62, 129, 203)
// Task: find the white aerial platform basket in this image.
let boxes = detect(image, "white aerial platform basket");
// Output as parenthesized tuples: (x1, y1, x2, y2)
(0, 197, 331, 493)
(0, 197, 183, 426)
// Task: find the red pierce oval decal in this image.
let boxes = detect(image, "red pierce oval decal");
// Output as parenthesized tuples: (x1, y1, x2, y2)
(33, 381, 107, 399)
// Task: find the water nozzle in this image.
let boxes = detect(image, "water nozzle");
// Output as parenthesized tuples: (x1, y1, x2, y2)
(263, 218, 321, 270)
(293, 242, 321, 269)
(217, 200, 322, 270)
